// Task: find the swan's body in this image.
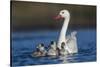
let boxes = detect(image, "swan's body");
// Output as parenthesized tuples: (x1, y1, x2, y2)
(32, 43, 47, 57)
(47, 41, 58, 56)
(59, 42, 69, 55)
(56, 10, 78, 54)
(66, 31, 78, 53)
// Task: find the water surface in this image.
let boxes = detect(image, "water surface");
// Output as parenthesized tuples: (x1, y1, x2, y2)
(11, 29, 96, 66)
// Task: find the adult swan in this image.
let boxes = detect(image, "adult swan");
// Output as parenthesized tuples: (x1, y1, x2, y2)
(55, 9, 78, 54)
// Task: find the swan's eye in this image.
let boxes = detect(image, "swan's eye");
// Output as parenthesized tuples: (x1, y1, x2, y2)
(62, 12, 64, 14)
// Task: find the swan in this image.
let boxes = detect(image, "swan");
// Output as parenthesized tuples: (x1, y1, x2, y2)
(55, 9, 78, 54)
(32, 43, 47, 57)
(59, 42, 69, 56)
(47, 41, 58, 56)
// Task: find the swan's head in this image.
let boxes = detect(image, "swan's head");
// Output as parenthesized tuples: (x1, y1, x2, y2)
(61, 42, 65, 49)
(55, 9, 70, 20)
(50, 41, 57, 50)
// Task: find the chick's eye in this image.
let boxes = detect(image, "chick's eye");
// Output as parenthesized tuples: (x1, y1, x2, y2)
(62, 12, 64, 14)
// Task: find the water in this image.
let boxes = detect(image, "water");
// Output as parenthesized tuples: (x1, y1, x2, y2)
(11, 29, 96, 66)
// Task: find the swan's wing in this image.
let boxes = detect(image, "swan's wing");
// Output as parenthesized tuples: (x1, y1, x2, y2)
(65, 31, 78, 53)
(66, 34, 71, 42)
(66, 31, 77, 42)
(67, 39, 78, 53)
(71, 31, 77, 37)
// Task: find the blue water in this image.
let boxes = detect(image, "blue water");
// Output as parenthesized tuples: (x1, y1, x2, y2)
(11, 29, 96, 66)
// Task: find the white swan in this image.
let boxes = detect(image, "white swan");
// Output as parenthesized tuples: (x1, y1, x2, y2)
(55, 9, 78, 54)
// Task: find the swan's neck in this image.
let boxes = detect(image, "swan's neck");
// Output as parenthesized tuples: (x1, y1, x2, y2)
(61, 18, 70, 38)
(58, 17, 70, 47)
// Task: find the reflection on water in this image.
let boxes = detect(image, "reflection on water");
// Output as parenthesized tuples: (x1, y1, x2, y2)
(11, 29, 96, 66)
(59, 55, 69, 63)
